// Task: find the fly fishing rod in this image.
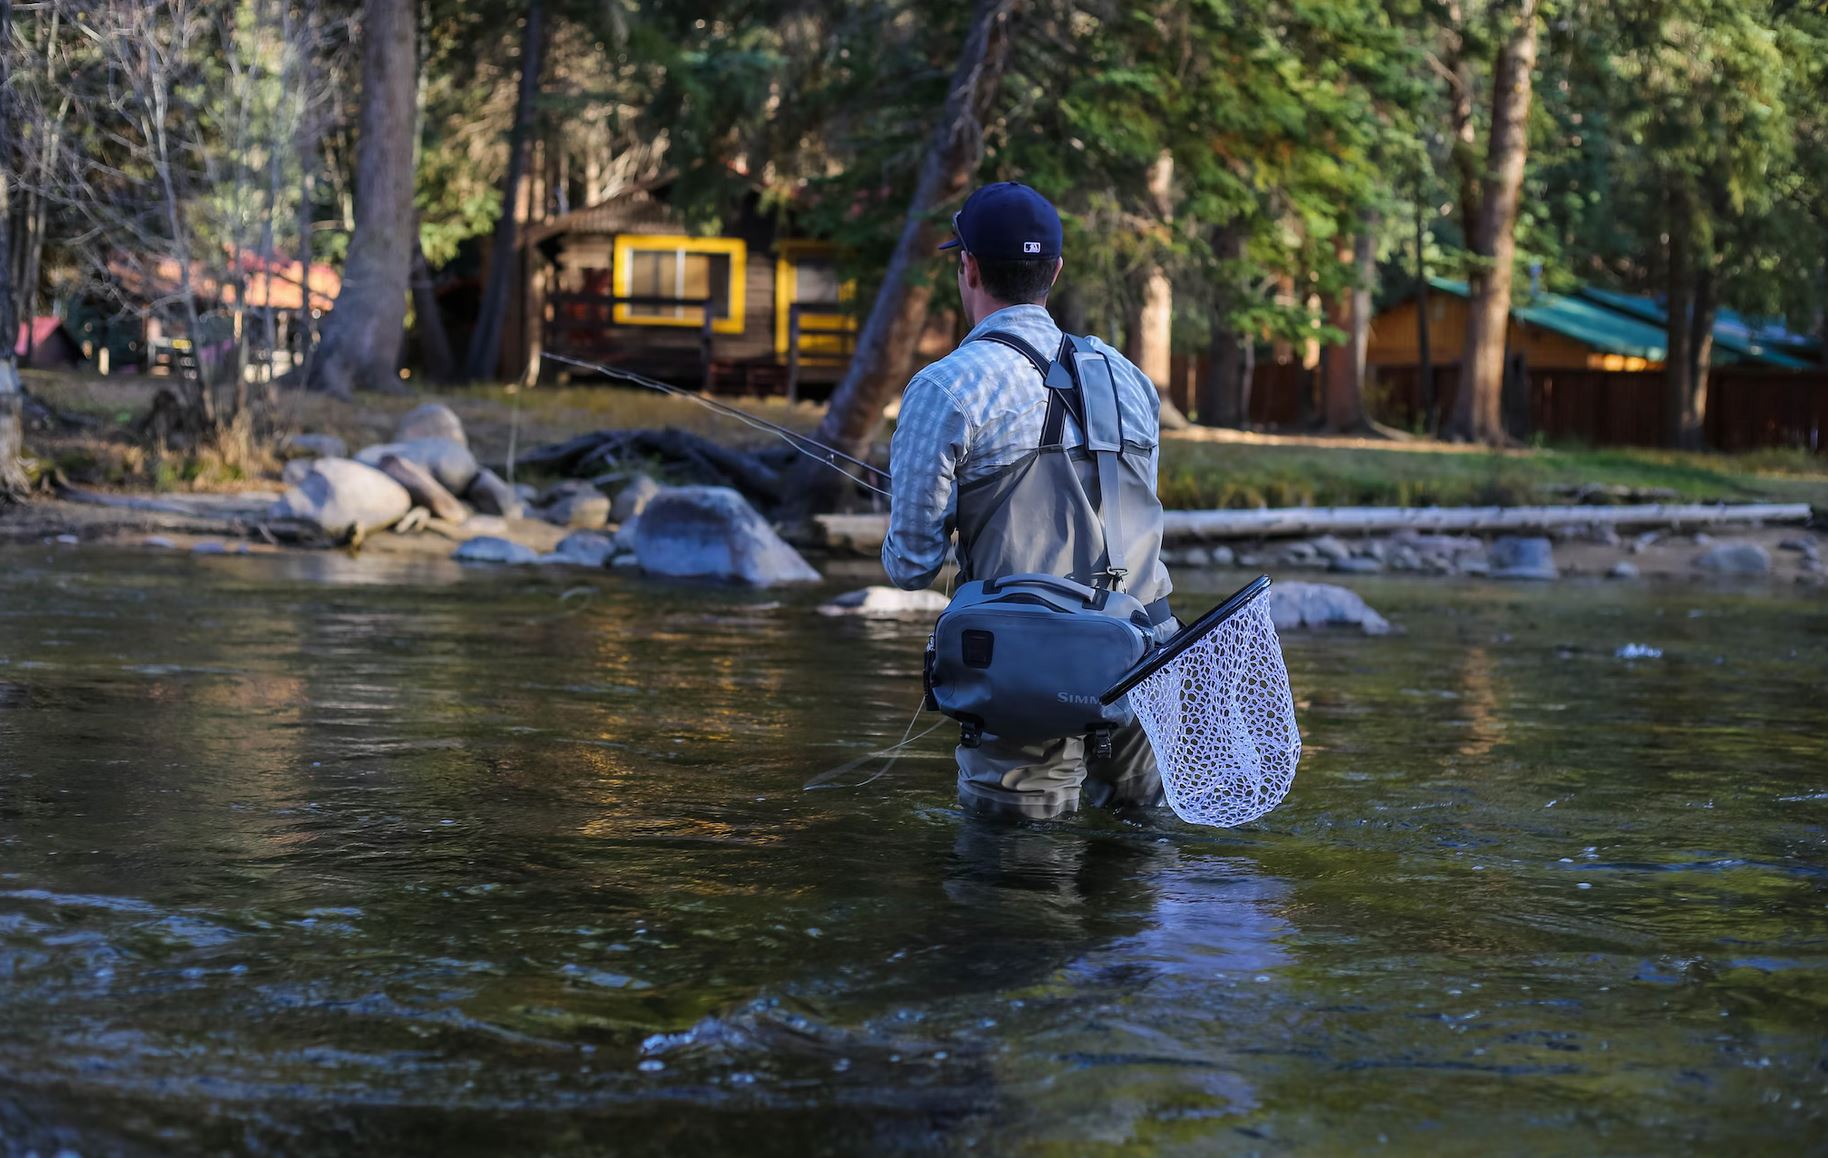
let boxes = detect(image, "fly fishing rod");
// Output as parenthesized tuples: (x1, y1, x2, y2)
(539, 352, 892, 499)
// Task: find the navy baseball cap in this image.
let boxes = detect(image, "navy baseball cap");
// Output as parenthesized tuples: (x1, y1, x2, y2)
(939, 182, 1063, 260)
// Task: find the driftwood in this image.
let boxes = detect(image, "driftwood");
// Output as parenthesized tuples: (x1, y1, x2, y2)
(377, 453, 467, 523)
(814, 501, 1815, 553)
(508, 426, 786, 506)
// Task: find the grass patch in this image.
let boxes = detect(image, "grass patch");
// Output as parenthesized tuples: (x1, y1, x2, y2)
(1157, 437, 1828, 509)
(21, 367, 1827, 509)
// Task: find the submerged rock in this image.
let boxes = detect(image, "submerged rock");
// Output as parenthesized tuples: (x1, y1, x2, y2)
(355, 437, 479, 495)
(634, 486, 821, 587)
(552, 531, 616, 568)
(267, 457, 412, 538)
(1608, 560, 1640, 580)
(1267, 581, 1392, 636)
(817, 587, 950, 618)
(452, 536, 540, 565)
(394, 402, 467, 446)
(1694, 542, 1772, 576)
(1489, 536, 1558, 581)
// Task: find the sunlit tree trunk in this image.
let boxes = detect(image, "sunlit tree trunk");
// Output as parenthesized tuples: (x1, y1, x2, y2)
(464, 0, 544, 383)
(310, 0, 417, 397)
(1448, 0, 1538, 444)
(781, 0, 1015, 516)
(0, 0, 27, 500)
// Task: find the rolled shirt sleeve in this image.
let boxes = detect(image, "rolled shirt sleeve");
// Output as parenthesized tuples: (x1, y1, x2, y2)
(881, 373, 970, 590)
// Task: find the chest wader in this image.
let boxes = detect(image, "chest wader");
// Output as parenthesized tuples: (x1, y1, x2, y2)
(923, 331, 1173, 760)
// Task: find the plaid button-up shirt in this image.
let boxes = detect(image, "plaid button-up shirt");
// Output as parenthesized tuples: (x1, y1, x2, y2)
(881, 304, 1162, 590)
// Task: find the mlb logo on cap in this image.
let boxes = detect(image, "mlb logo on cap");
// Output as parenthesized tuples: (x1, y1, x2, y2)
(939, 182, 1064, 261)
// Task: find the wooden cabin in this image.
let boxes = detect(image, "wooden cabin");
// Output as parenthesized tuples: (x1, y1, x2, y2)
(1370, 277, 1670, 373)
(514, 186, 858, 398)
(14, 318, 82, 371)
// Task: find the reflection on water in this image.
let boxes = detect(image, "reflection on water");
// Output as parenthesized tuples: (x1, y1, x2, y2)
(0, 549, 1823, 1153)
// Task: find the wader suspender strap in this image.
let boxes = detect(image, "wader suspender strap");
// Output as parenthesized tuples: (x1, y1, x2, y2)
(972, 332, 1082, 446)
(1065, 335, 1129, 589)
(970, 330, 1130, 591)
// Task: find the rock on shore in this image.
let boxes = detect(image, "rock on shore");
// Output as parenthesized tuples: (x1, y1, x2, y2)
(268, 458, 413, 538)
(634, 486, 821, 586)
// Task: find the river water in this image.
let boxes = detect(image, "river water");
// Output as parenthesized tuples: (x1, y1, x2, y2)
(0, 547, 1823, 1155)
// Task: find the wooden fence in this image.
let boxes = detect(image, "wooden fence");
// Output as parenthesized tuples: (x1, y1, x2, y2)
(1171, 355, 1828, 453)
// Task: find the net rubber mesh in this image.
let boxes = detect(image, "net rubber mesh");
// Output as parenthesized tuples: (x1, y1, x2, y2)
(1128, 592, 1301, 827)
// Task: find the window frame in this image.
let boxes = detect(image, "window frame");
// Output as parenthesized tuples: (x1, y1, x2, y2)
(773, 240, 856, 359)
(611, 234, 748, 335)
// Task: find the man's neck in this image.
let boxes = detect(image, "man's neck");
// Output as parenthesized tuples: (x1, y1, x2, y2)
(967, 299, 1039, 328)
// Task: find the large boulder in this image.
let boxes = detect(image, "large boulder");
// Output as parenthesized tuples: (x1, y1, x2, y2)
(610, 474, 662, 525)
(1489, 535, 1558, 581)
(1267, 581, 1391, 636)
(394, 402, 467, 446)
(634, 486, 821, 586)
(267, 457, 412, 537)
(539, 482, 611, 529)
(817, 586, 950, 618)
(376, 453, 467, 523)
(464, 467, 525, 520)
(355, 437, 478, 495)
(452, 536, 540, 565)
(1694, 542, 1771, 576)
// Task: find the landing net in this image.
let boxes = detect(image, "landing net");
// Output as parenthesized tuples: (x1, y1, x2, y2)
(1103, 577, 1300, 828)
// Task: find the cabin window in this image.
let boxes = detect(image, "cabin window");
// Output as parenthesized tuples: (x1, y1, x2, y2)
(611, 235, 747, 335)
(774, 242, 855, 358)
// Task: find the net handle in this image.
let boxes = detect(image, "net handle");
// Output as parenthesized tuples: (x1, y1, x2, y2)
(1097, 575, 1272, 705)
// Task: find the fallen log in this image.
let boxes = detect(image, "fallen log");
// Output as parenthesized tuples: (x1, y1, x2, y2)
(377, 453, 468, 524)
(507, 427, 784, 506)
(814, 501, 1815, 553)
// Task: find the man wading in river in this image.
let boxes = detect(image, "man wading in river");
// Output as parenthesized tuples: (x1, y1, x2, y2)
(882, 182, 1176, 820)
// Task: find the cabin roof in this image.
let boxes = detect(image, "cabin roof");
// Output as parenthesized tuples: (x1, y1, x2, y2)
(1423, 277, 1672, 362)
(1573, 286, 1817, 369)
(15, 317, 76, 356)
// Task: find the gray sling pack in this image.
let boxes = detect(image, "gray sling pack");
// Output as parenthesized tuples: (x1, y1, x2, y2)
(922, 332, 1156, 756)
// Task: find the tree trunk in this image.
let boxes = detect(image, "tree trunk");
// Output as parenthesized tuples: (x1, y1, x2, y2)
(1198, 224, 1248, 427)
(1415, 195, 1435, 433)
(308, 0, 417, 397)
(781, 0, 1014, 516)
(1687, 264, 1717, 451)
(0, 0, 26, 500)
(464, 0, 544, 383)
(1664, 192, 1695, 449)
(412, 236, 456, 382)
(1126, 150, 1184, 427)
(1443, 1, 1482, 238)
(1322, 223, 1376, 432)
(1447, 0, 1538, 444)
(290, 3, 321, 383)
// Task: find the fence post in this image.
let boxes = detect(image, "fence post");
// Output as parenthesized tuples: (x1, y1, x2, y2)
(700, 303, 714, 393)
(787, 304, 801, 404)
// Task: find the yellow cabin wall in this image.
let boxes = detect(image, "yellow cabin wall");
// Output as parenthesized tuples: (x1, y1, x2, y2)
(1369, 297, 1658, 372)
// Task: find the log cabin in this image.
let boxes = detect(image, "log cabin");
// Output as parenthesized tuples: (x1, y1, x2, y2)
(510, 184, 861, 398)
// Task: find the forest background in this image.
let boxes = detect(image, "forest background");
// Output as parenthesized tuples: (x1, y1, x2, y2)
(0, 0, 1824, 507)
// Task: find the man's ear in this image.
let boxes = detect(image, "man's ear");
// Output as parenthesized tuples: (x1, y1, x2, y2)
(961, 252, 982, 291)
(1048, 258, 1063, 289)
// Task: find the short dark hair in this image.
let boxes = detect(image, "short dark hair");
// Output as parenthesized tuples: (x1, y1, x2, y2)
(976, 257, 1057, 304)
